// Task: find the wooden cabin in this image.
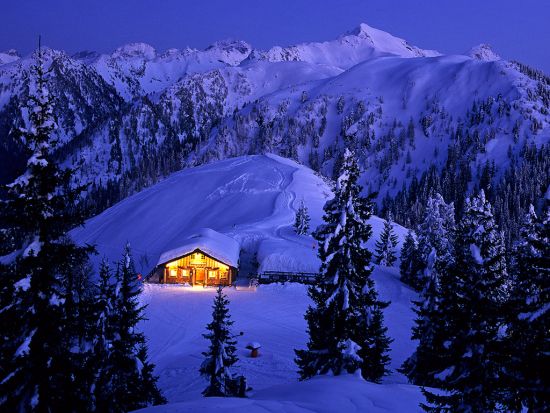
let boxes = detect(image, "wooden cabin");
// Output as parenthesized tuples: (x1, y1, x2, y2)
(149, 229, 240, 286)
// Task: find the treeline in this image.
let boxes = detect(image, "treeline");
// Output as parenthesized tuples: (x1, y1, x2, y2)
(382, 142, 550, 249)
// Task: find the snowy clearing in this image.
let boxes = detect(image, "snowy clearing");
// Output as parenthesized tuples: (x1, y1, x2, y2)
(136, 265, 420, 412)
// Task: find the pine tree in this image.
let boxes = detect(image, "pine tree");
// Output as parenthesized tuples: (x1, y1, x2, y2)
(506, 204, 549, 411)
(294, 200, 311, 235)
(374, 215, 398, 266)
(295, 149, 391, 382)
(92, 260, 116, 412)
(401, 195, 456, 386)
(200, 285, 247, 397)
(400, 245, 452, 387)
(57, 244, 98, 412)
(399, 230, 422, 289)
(414, 194, 455, 290)
(107, 245, 165, 412)
(422, 191, 511, 412)
(0, 42, 95, 412)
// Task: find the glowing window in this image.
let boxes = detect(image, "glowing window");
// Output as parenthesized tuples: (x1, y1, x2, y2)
(191, 253, 206, 264)
(169, 269, 177, 278)
(208, 270, 217, 278)
(181, 269, 189, 278)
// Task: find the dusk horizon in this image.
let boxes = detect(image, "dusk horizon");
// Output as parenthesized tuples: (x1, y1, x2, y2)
(2, 0, 550, 73)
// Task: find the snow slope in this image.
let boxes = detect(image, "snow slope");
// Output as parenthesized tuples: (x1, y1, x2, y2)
(71, 154, 406, 277)
(72, 154, 321, 275)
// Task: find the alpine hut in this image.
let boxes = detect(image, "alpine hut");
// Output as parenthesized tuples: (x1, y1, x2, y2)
(149, 229, 240, 286)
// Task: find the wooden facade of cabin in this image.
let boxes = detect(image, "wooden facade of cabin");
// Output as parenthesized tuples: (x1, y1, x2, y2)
(151, 248, 236, 286)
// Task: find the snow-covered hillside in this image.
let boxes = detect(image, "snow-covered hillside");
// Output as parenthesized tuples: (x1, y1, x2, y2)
(71, 154, 406, 276)
(92, 39, 253, 100)
(69, 154, 418, 411)
(218, 52, 545, 196)
(1, 22, 548, 233)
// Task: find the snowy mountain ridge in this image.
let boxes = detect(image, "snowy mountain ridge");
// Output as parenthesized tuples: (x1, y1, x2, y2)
(0, 23, 548, 230)
(251, 23, 440, 70)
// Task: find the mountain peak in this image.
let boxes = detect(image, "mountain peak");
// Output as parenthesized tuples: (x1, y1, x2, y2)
(345, 22, 378, 39)
(0, 49, 21, 65)
(112, 42, 156, 60)
(205, 39, 251, 54)
(467, 44, 500, 62)
(340, 22, 440, 58)
(204, 39, 252, 66)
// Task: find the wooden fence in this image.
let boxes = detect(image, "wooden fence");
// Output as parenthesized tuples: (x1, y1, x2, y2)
(251, 271, 319, 285)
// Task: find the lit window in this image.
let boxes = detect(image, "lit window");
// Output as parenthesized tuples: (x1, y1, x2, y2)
(181, 269, 189, 278)
(208, 270, 217, 278)
(169, 269, 177, 277)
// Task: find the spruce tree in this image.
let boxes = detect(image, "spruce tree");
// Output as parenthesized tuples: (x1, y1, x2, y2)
(57, 244, 98, 412)
(0, 43, 95, 412)
(374, 215, 398, 266)
(92, 260, 116, 412)
(294, 200, 311, 235)
(295, 149, 391, 382)
(200, 285, 247, 397)
(399, 230, 422, 288)
(414, 193, 455, 291)
(401, 195, 456, 386)
(107, 245, 165, 412)
(400, 246, 452, 387)
(422, 191, 511, 412)
(506, 204, 549, 411)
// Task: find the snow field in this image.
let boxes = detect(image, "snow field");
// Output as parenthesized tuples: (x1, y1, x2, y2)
(138, 265, 420, 412)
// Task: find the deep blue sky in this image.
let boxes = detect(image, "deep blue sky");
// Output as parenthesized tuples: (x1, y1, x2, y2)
(2, 0, 548, 73)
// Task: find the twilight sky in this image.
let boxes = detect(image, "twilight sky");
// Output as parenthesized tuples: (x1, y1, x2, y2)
(2, 0, 548, 73)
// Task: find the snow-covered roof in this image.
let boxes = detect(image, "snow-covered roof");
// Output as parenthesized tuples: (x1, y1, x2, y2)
(156, 228, 240, 268)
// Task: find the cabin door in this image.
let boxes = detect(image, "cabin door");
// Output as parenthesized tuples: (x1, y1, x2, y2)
(194, 268, 206, 285)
